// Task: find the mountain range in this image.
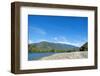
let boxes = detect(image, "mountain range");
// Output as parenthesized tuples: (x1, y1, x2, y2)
(28, 41, 80, 53)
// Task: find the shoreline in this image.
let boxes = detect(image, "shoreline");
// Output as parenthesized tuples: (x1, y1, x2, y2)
(40, 51, 88, 60)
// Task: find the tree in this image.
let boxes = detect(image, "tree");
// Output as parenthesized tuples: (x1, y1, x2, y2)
(80, 42, 88, 51)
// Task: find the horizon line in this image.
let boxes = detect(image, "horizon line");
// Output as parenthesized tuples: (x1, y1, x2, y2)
(28, 40, 87, 47)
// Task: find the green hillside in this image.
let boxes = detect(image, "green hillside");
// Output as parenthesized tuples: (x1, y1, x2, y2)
(28, 41, 79, 53)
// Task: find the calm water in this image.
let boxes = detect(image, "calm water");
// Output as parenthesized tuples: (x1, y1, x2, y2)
(28, 52, 56, 60)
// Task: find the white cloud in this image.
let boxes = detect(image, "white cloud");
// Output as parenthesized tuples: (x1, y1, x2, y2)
(53, 36, 68, 43)
(30, 26, 46, 35)
(28, 34, 84, 47)
(53, 36, 83, 47)
(29, 39, 49, 43)
(28, 40, 33, 44)
(54, 37, 58, 40)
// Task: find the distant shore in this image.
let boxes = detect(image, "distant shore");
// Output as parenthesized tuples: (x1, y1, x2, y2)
(40, 51, 88, 60)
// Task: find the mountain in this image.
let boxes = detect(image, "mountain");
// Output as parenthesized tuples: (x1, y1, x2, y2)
(80, 42, 88, 51)
(28, 41, 79, 53)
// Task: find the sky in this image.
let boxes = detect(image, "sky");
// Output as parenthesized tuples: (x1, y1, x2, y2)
(28, 15, 88, 47)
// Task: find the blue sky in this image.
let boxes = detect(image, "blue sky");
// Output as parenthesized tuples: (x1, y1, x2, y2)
(28, 15, 88, 47)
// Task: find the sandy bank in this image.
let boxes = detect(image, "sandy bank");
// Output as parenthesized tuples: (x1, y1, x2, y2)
(40, 51, 88, 60)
